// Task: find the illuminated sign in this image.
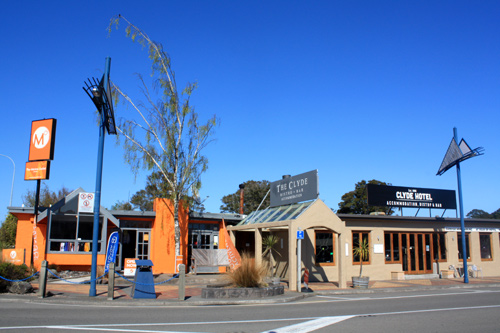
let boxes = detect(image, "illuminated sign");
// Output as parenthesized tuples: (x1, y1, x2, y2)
(24, 161, 50, 180)
(367, 184, 456, 209)
(28, 119, 57, 161)
(270, 170, 318, 207)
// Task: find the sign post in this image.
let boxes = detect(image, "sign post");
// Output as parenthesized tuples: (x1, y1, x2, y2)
(297, 228, 304, 292)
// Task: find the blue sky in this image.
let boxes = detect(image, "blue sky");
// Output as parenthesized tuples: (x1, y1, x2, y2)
(1, 1, 499, 220)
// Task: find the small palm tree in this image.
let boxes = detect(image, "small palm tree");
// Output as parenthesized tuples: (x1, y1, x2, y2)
(353, 238, 369, 277)
(262, 235, 281, 277)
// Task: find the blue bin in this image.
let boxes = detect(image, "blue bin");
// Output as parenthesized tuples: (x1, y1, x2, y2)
(130, 260, 156, 299)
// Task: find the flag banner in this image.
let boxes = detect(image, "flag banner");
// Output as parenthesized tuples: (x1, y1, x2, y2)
(222, 219, 241, 270)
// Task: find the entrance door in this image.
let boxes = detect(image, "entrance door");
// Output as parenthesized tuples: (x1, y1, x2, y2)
(119, 229, 151, 270)
(401, 233, 433, 274)
(188, 223, 220, 273)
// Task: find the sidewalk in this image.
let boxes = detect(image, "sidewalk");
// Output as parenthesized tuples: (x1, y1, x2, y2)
(9, 275, 500, 306)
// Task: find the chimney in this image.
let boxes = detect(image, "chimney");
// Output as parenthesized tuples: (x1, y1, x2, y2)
(239, 183, 245, 215)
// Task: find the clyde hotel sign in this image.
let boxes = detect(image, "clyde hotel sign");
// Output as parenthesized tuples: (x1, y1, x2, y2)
(270, 170, 319, 207)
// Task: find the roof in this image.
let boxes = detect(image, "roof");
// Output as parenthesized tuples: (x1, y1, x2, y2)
(189, 211, 245, 225)
(237, 200, 315, 226)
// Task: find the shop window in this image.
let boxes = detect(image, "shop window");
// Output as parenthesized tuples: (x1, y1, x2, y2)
(315, 231, 334, 266)
(48, 213, 103, 253)
(352, 231, 370, 264)
(457, 233, 471, 260)
(480, 233, 492, 261)
(432, 233, 447, 261)
(384, 232, 400, 263)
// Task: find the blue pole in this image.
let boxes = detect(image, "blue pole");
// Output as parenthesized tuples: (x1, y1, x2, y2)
(454, 127, 468, 284)
(89, 57, 111, 296)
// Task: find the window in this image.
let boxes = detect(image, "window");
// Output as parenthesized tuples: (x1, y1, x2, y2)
(432, 233, 447, 261)
(384, 232, 400, 263)
(48, 213, 104, 253)
(457, 233, 471, 260)
(315, 231, 334, 265)
(480, 233, 492, 260)
(352, 231, 370, 264)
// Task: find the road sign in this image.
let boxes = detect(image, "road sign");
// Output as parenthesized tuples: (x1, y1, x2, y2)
(297, 230, 304, 239)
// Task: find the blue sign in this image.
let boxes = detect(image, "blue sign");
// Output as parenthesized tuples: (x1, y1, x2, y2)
(104, 231, 119, 273)
(297, 230, 304, 239)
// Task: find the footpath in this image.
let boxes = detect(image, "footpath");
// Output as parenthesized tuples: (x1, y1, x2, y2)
(4, 275, 500, 306)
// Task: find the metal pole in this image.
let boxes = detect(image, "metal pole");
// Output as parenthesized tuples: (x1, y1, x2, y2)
(454, 127, 469, 284)
(31, 179, 41, 268)
(0, 154, 15, 207)
(297, 230, 302, 293)
(90, 57, 111, 297)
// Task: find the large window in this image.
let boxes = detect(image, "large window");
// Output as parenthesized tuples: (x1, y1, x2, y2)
(315, 231, 334, 265)
(385, 233, 400, 263)
(432, 233, 447, 261)
(352, 231, 370, 264)
(48, 213, 104, 253)
(480, 233, 492, 261)
(457, 233, 471, 260)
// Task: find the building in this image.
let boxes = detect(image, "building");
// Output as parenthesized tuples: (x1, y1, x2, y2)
(228, 198, 500, 291)
(7, 188, 242, 275)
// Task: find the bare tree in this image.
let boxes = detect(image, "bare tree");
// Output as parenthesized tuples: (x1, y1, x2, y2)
(108, 15, 217, 256)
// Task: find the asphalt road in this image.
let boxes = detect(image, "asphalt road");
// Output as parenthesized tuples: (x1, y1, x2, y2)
(1, 287, 500, 332)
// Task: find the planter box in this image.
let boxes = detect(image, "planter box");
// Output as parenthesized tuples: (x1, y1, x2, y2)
(441, 270, 454, 279)
(201, 285, 284, 299)
(391, 271, 405, 280)
(352, 276, 369, 289)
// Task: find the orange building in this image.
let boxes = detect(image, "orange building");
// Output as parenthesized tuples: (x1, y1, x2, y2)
(7, 188, 243, 274)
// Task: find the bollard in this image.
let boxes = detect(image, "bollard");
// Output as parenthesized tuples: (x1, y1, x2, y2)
(39, 260, 48, 298)
(178, 264, 185, 301)
(107, 262, 115, 300)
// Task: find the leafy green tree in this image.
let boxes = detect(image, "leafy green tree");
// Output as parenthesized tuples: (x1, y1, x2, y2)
(492, 209, 500, 219)
(130, 171, 205, 212)
(110, 200, 133, 211)
(220, 180, 270, 214)
(466, 209, 492, 219)
(0, 214, 18, 249)
(337, 180, 394, 215)
(109, 15, 216, 256)
(22, 184, 72, 207)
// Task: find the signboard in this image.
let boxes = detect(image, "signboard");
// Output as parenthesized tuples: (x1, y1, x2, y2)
(2, 249, 25, 265)
(270, 170, 319, 207)
(28, 118, 57, 161)
(444, 227, 500, 232)
(104, 232, 119, 273)
(24, 161, 50, 180)
(78, 192, 95, 213)
(124, 258, 138, 276)
(367, 184, 457, 209)
(297, 230, 304, 239)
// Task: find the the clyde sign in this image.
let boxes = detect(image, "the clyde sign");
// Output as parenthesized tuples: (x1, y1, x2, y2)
(270, 170, 318, 207)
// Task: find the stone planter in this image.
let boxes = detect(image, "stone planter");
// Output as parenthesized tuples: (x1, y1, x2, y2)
(352, 276, 369, 289)
(201, 285, 284, 299)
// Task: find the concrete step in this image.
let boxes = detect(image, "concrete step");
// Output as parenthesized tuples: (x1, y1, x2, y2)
(405, 273, 439, 280)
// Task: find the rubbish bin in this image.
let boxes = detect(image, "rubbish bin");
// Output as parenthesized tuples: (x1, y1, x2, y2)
(130, 260, 156, 299)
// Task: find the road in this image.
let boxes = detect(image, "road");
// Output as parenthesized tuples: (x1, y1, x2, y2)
(1, 287, 500, 332)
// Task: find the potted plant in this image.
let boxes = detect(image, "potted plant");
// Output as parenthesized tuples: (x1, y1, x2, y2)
(262, 234, 281, 285)
(352, 238, 370, 288)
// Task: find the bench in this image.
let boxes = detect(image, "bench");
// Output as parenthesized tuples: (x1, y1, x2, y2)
(191, 249, 230, 274)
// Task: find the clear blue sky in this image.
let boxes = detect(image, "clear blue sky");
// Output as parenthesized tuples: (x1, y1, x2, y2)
(1, 1, 499, 220)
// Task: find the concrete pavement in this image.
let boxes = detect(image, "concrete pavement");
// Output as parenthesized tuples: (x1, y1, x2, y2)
(6, 274, 500, 306)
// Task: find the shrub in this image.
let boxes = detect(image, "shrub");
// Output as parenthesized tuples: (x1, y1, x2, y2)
(226, 253, 267, 288)
(0, 263, 29, 292)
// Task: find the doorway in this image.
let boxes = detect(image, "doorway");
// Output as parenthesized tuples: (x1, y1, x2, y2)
(400, 233, 433, 274)
(119, 228, 151, 270)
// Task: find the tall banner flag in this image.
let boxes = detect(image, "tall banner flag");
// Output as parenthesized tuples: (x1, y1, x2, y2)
(222, 219, 241, 270)
(104, 231, 120, 273)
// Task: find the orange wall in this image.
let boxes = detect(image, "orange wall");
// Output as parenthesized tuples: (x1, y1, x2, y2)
(12, 213, 46, 271)
(151, 198, 189, 274)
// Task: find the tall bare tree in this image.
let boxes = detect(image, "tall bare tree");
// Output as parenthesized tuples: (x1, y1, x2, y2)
(108, 15, 217, 256)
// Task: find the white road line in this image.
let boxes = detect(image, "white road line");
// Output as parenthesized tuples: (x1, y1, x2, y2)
(264, 316, 354, 333)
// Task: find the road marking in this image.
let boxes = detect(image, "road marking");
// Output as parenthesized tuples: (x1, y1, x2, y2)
(264, 316, 354, 333)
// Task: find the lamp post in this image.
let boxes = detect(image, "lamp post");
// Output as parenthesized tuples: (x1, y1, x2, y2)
(0, 154, 15, 207)
(83, 57, 116, 297)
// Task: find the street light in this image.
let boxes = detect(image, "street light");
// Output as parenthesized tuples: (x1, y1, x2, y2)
(83, 57, 116, 297)
(0, 154, 15, 207)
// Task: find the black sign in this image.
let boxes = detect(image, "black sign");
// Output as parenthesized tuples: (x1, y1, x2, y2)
(270, 170, 319, 207)
(367, 184, 457, 209)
